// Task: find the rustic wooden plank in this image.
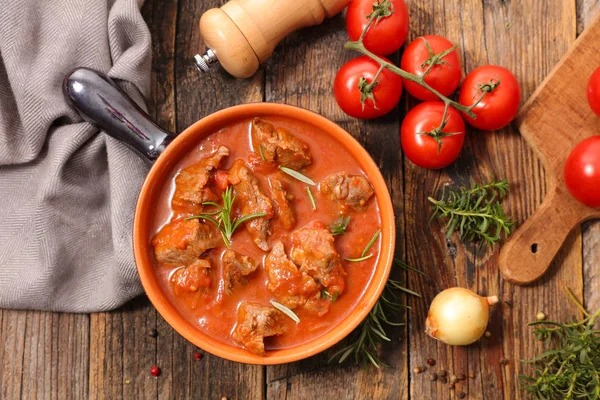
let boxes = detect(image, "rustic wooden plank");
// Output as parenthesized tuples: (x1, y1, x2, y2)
(405, 1, 585, 399)
(0, 310, 27, 399)
(19, 312, 90, 400)
(263, 12, 409, 400)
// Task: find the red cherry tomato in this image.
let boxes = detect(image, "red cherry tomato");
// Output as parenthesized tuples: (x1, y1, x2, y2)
(564, 136, 600, 208)
(346, 0, 409, 56)
(587, 67, 600, 116)
(458, 65, 521, 131)
(401, 101, 466, 169)
(334, 56, 403, 119)
(400, 35, 462, 101)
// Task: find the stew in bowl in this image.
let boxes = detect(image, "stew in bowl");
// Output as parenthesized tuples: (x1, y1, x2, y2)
(63, 68, 394, 364)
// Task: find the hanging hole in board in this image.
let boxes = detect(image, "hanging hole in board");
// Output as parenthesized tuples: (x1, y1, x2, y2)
(531, 243, 538, 254)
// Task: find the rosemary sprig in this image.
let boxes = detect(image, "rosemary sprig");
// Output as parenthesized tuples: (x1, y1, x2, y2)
(520, 288, 600, 399)
(330, 216, 351, 236)
(186, 186, 266, 247)
(428, 179, 514, 247)
(329, 259, 422, 368)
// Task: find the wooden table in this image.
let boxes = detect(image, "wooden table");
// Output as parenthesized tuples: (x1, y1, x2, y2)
(2, 0, 600, 399)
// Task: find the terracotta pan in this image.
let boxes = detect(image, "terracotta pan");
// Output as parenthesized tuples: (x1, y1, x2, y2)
(63, 68, 395, 364)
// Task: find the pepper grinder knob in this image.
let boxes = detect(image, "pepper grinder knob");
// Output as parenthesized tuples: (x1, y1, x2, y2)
(195, 0, 350, 78)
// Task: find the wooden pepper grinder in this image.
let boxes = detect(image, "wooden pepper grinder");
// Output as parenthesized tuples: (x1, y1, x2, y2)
(194, 0, 350, 78)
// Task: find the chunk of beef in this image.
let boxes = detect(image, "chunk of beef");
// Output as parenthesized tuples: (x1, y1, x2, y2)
(290, 221, 346, 295)
(270, 178, 296, 230)
(251, 118, 312, 170)
(170, 259, 212, 296)
(172, 146, 230, 214)
(152, 218, 221, 265)
(222, 250, 259, 294)
(320, 172, 374, 211)
(228, 159, 274, 251)
(232, 302, 286, 356)
(264, 242, 327, 314)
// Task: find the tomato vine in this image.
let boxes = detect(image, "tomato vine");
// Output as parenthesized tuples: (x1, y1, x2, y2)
(345, 0, 484, 122)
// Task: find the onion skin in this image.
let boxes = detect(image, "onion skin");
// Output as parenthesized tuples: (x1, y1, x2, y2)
(425, 287, 498, 346)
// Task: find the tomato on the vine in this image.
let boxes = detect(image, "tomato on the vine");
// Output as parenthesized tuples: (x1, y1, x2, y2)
(587, 67, 600, 116)
(458, 65, 521, 131)
(400, 35, 462, 101)
(334, 56, 403, 119)
(564, 136, 600, 209)
(346, 0, 409, 56)
(401, 101, 466, 169)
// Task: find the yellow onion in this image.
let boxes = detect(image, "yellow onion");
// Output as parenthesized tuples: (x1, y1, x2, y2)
(425, 287, 498, 346)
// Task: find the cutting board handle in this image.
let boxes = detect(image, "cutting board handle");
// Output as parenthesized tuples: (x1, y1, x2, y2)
(499, 187, 583, 284)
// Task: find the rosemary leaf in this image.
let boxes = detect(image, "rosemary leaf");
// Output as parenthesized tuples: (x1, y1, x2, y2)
(362, 229, 381, 257)
(345, 254, 374, 262)
(330, 215, 351, 236)
(279, 166, 316, 186)
(258, 145, 265, 161)
(520, 288, 600, 399)
(306, 186, 317, 210)
(321, 289, 339, 302)
(270, 300, 300, 323)
(428, 179, 514, 247)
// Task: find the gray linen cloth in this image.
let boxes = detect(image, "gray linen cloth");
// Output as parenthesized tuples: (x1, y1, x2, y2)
(0, 0, 152, 311)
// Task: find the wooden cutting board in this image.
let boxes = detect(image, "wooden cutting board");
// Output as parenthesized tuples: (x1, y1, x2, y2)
(499, 13, 600, 284)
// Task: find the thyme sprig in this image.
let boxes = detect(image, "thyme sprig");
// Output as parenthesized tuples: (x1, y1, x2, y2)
(520, 288, 600, 399)
(186, 186, 266, 247)
(328, 259, 422, 368)
(428, 179, 514, 247)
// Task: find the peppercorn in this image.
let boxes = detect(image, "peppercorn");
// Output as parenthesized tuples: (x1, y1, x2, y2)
(469, 373, 475, 379)
(450, 375, 459, 384)
(429, 373, 438, 382)
(458, 373, 466, 381)
(193, 352, 202, 361)
(439, 370, 448, 377)
(440, 376, 448, 384)
(413, 366, 423, 374)
(458, 392, 466, 399)
(125, 379, 131, 385)
(147, 328, 158, 338)
(484, 331, 492, 338)
(427, 358, 436, 366)
(150, 366, 161, 377)
(500, 358, 509, 366)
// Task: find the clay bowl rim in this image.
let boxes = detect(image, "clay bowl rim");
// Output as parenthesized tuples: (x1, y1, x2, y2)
(133, 102, 395, 365)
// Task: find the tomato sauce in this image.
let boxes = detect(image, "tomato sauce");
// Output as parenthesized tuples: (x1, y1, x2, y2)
(151, 116, 381, 352)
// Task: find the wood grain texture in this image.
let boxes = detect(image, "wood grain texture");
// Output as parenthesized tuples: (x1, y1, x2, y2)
(499, 13, 600, 284)
(406, 0, 588, 399)
(0, 311, 89, 400)
(1, 1, 599, 400)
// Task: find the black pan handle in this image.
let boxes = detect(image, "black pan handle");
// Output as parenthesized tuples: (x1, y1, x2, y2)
(63, 68, 173, 160)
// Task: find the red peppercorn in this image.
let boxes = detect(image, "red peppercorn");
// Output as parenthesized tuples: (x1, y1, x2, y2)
(193, 352, 202, 361)
(150, 366, 161, 377)
(427, 358, 436, 366)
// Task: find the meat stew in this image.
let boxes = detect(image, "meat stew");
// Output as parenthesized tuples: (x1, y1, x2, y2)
(150, 116, 382, 356)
